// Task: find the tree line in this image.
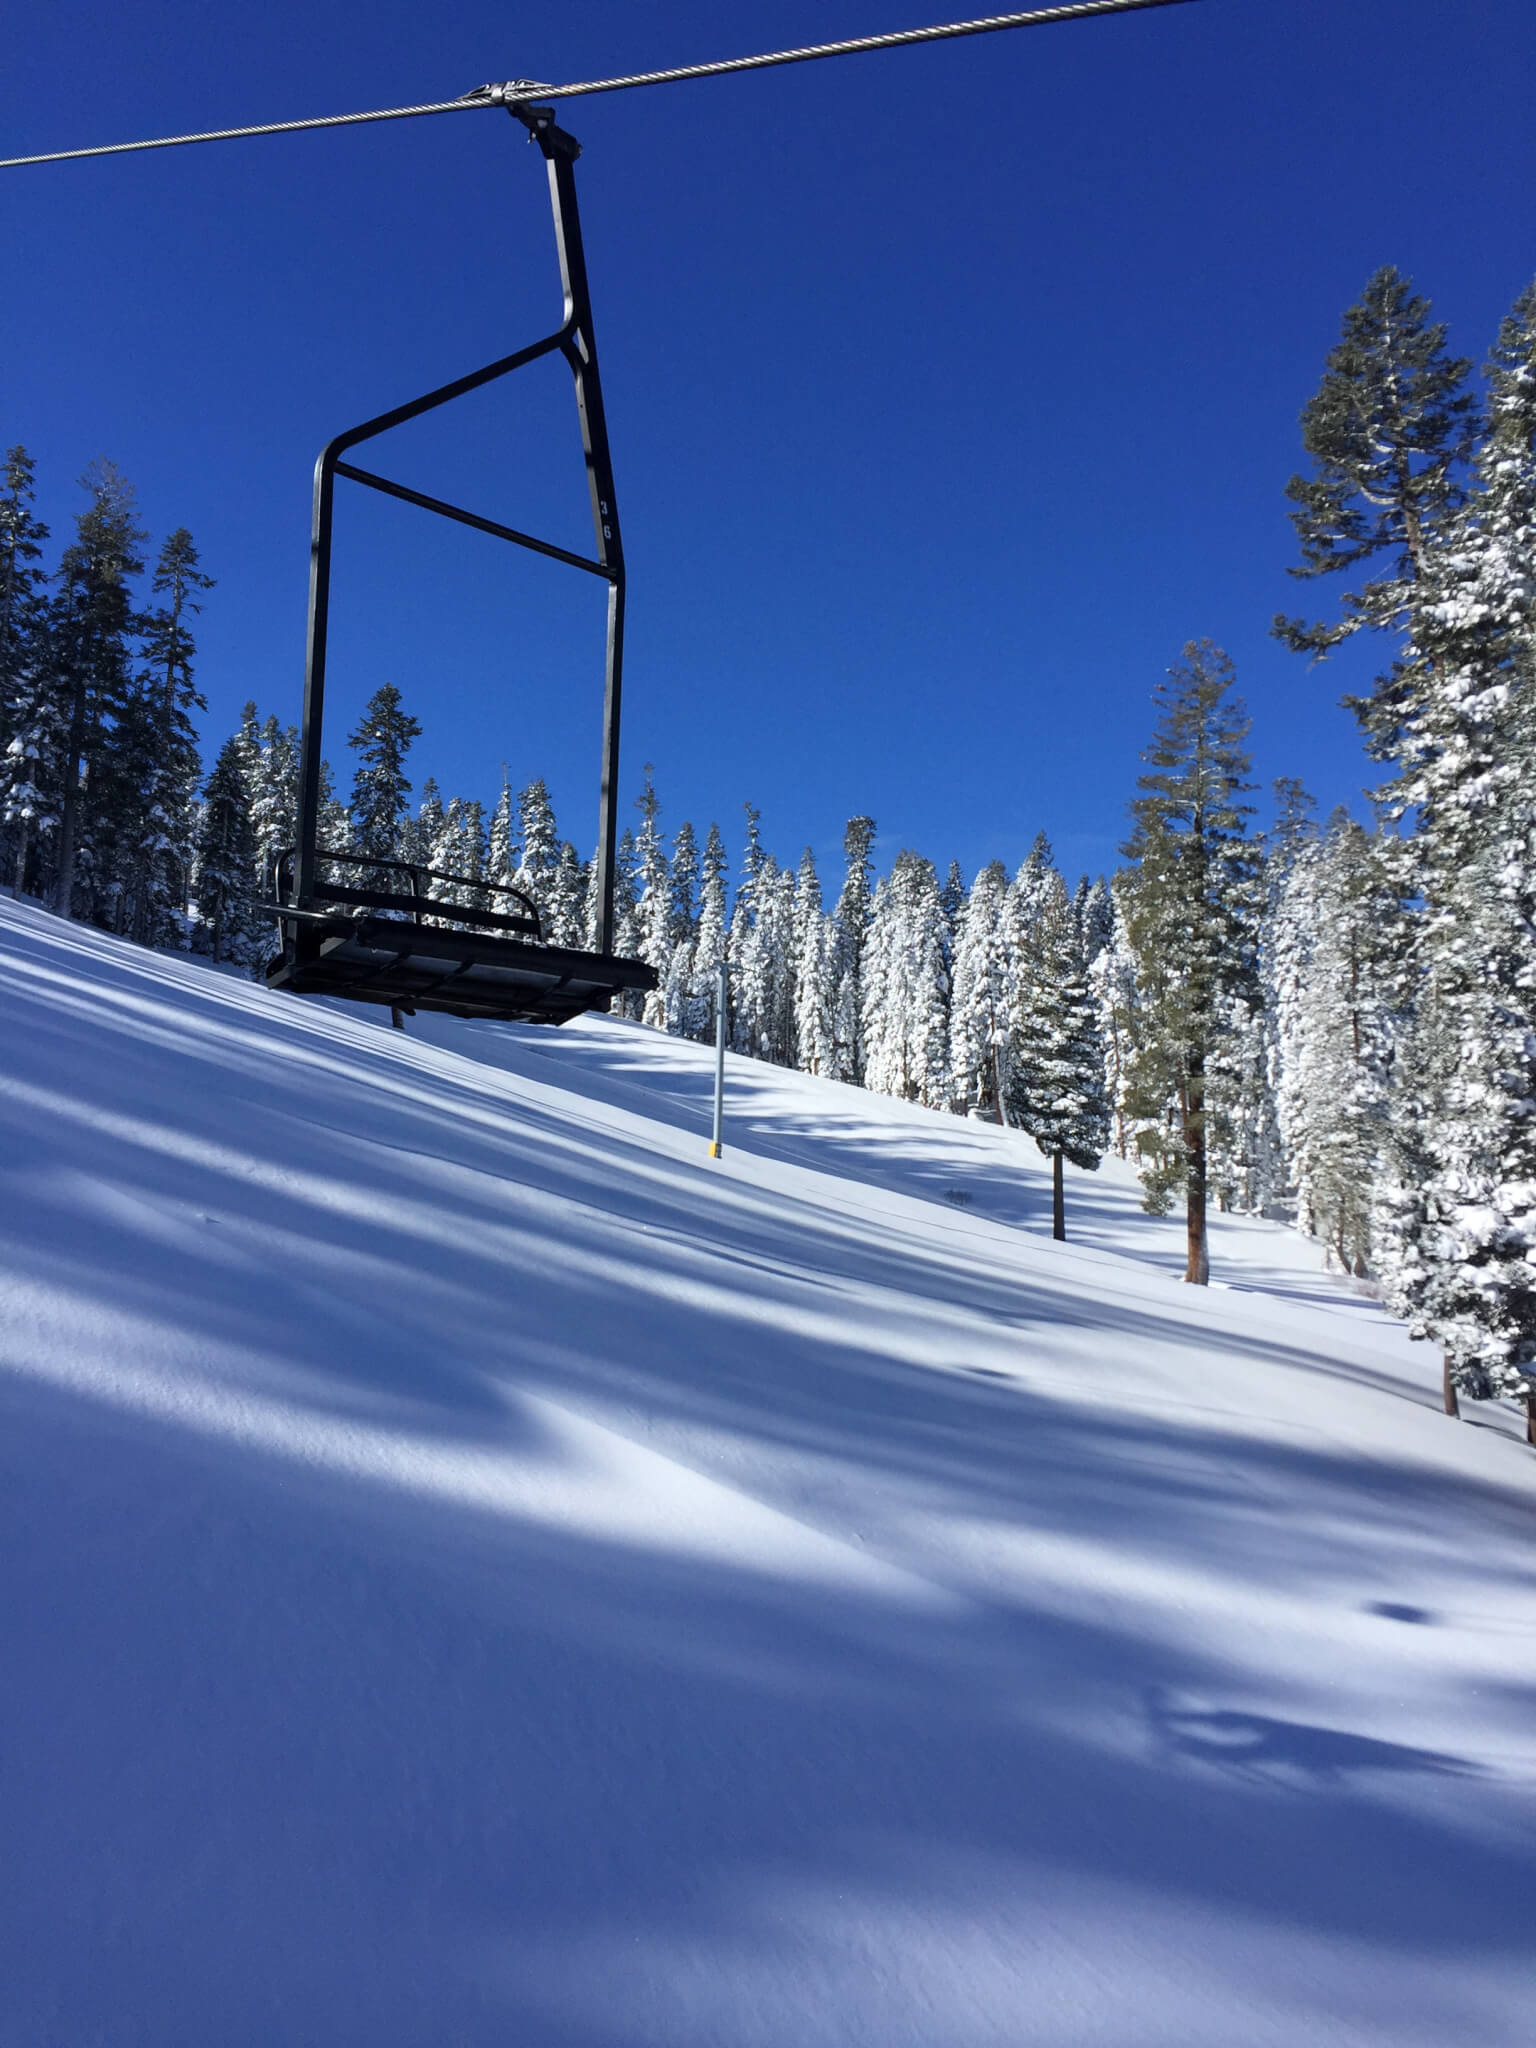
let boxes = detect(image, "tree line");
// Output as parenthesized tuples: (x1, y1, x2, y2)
(3, 264, 1534, 1414)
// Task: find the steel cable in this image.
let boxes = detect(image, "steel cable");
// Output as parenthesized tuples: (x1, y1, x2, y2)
(1, 0, 1195, 171)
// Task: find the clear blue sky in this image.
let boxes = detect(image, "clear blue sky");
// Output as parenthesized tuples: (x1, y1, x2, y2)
(5, 0, 1534, 890)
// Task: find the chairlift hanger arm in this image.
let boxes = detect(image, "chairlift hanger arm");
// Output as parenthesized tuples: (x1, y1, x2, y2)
(292, 101, 628, 959)
(0, 0, 1198, 170)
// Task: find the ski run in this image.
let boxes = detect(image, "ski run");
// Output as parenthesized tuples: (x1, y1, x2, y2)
(3, 893, 1534, 2045)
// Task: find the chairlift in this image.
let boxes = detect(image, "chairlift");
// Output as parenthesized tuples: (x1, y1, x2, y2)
(262, 99, 657, 1023)
(5, 2, 1192, 1029)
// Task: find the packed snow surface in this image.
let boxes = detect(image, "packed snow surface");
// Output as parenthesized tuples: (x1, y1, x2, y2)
(3, 895, 1534, 2046)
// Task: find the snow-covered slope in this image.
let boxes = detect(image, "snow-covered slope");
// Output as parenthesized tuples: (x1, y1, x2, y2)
(2, 895, 1533, 2047)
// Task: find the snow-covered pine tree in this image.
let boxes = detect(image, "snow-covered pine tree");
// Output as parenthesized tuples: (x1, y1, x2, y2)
(1087, 882, 1141, 1159)
(124, 527, 211, 946)
(687, 822, 729, 1042)
(1275, 264, 1477, 761)
(1003, 863, 1109, 1238)
(49, 461, 146, 921)
(1270, 810, 1397, 1273)
(247, 714, 300, 890)
(598, 825, 641, 962)
(1238, 779, 1318, 1220)
(940, 859, 965, 931)
(629, 768, 675, 1025)
(487, 776, 516, 892)
(545, 842, 587, 949)
(1203, 970, 1271, 1217)
(828, 815, 875, 1084)
(513, 777, 560, 935)
(0, 447, 49, 723)
(405, 776, 444, 877)
(729, 814, 796, 1066)
(0, 447, 59, 897)
(1119, 641, 1262, 1284)
(347, 683, 421, 864)
(948, 860, 1012, 1119)
(661, 820, 701, 1035)
(791, 848, 837, 1075)
(1002, 832, 1056, 1012)
(861, 850, 951, 1108)
(1368, 279, 1536, 1411)
(314, 757, 350, 890)
(191, 732, 260, 964)
(429, 797, 486, 914)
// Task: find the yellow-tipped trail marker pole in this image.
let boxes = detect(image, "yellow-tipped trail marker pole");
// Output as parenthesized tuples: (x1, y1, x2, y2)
(709, 959, 727, 1158)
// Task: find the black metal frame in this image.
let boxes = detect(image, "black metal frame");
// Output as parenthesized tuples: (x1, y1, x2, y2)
(292, 101, 626, 954)
(270, 847, 544, 936)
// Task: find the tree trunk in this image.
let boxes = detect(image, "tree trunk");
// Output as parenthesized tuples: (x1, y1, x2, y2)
(52, 670, 87, 918)
(1442, 1354, 1460, 1419)
(1184, 1055, 1209, 1285)
(993, 1048, 1010, 1127)
(1052, 1149, 1065, 1242)
(1526, 1393, 1535, 1448)
(10, 814, 29, 899)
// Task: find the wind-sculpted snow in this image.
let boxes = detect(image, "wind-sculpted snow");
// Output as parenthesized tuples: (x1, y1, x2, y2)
(1, 895, 1533, 2047)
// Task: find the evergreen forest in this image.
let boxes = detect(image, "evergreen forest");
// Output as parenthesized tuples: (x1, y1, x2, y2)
(5, 264, 1536, 1408)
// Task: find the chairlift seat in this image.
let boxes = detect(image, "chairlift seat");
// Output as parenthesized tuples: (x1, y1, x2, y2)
(263, 850, 656, 1024)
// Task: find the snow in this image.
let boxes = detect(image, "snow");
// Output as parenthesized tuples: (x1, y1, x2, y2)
(2, 893, 1534, 2046)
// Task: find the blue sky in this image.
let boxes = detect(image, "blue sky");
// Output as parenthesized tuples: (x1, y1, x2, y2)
(4, 0, 1534, 891)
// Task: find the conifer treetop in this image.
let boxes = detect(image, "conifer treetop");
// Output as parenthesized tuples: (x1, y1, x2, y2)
(1275, 266, 1477, 660)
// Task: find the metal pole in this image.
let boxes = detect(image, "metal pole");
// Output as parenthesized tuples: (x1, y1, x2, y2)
(534, 115, 628, 958)
(709, 958, 727, 1158)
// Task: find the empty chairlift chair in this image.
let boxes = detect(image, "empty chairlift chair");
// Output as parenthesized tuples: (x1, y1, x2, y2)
(264, 100, 656, 1024)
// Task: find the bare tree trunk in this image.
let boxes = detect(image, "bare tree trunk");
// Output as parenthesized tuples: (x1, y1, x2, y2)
(1442, 1354, 1460, 1419)
(1526, 1393, 1535, 1448)
(9, 814, 29, 899)
(1185, 1055, 1209, 1285)
(52, 671, 87, 918)
(1052, 1149, 1065, 1242)
(993, 1048, 1010, 1128)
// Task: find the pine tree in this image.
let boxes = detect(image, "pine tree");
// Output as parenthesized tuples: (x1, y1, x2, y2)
(545, 842, 587, 949)
(1004, 863, 1109, 1239)
(939, 859, 965, 930)
(601, 825, 641, 964)
(429, 797, 486, 913)
(1275, 266, 1477, 761)
(248, 713, 300, 889)
(791, 848, 837, 1075)
(512, 776, 560, 935)
(1271, 811, 1398, 1272)
(347, 683, 421, 863)
(1367, 278, 1536, 1407)
(628, 768, 674, 1025)
(191, 731, 260, 964)
(828, 815, 876, 1084)
(688, 822, 730, 1042)
(662, 820, 701, 1034)
(487, 776, 516, 894)
(125, 527, 211, 945)
(1120, 641, 1262, 1284)
(949, 861, 1013, 1118)
(1087, 883, 1141, 1159)
(861, 850, 951, 1107)
(49, 460, 146, 919)
(0, 447, 50, 714)
(729, 823, 796, 1066)
(409, 777, 444, 875)
(0, 447, 59, 896)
